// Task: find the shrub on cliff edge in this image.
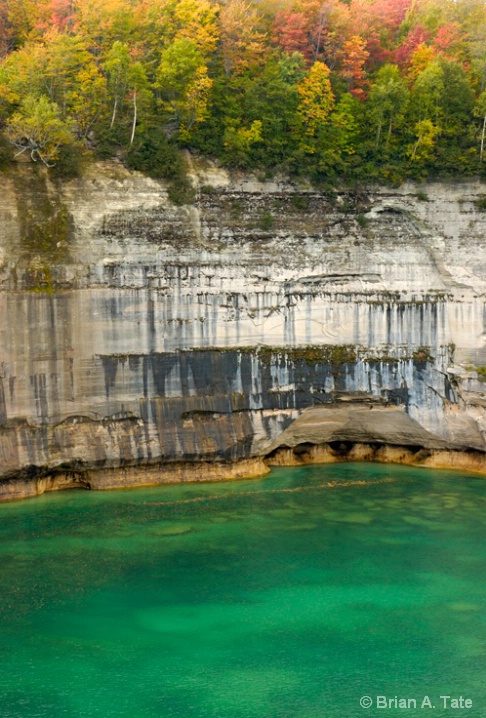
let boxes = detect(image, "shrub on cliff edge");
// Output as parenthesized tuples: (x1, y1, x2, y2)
(126, 129, 183, 180)
(126, 128, 195, 204)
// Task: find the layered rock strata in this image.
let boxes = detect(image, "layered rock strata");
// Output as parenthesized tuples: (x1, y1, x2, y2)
(1, 162, 486, 499)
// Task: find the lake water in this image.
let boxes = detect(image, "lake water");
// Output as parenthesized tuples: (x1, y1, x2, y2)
(0, 463, 485, 718)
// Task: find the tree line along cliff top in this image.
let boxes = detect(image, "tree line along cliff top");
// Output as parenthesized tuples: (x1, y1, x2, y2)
(1, 0, 486, 188)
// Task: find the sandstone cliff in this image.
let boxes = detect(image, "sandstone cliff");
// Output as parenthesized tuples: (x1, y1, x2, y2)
(1, 161, 486, 499)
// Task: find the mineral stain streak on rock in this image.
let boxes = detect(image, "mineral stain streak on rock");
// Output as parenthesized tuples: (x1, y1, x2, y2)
(1, 163, 486, 499)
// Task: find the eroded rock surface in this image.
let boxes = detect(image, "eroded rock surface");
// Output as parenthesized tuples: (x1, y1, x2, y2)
(2, 162, 486, 498)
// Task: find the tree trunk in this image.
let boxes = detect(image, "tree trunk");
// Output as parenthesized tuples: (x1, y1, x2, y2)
(130, 90, 137, 146)
(481, 61, 486, 93)
(110, 96, 118, 129)
(481, 114, 486, 162)
(313, 25, 323, 63)
(386, 116, 393, 147)
(375, 122, 382, 149)
(312, 6, 329, 62)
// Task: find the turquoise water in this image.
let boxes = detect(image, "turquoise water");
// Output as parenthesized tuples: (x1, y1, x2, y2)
(1, 463, 486, 718)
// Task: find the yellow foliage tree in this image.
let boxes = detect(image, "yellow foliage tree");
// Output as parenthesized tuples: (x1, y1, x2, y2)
(219, 0, 266, 77)
(72, 0, 137, 55)
(407, 119, 440, 163)
(296, 61, 335, 139)
(138, 0, 219, 59)
(408, 43, 436, 82)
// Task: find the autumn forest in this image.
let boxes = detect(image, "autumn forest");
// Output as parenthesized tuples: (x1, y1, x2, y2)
(1, 0, 486, 188)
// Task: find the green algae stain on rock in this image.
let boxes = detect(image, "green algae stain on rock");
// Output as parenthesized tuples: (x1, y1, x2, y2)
(13, 169, 74, 292)
(256, 345, 358, 365)
(195, 344, 359, 366)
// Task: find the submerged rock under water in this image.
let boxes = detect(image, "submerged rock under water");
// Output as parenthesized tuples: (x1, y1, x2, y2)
(1, 463, 486, 717)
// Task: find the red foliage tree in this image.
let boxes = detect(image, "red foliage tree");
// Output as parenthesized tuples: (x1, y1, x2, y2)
(298, 0, 352, 68)
(339, 34, 369, 99)
(351, 0, 411, 68)
(433, 22, 465, 62)
(393, 24, 430, 69)
(273, 11, 312, 62)
(35, 0, 75, 33)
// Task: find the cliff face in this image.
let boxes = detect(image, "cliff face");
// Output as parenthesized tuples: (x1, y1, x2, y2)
(1, 161, 486, 498)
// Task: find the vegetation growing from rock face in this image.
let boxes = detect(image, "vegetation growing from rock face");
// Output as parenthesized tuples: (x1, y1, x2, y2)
(1, 0, 486, 185)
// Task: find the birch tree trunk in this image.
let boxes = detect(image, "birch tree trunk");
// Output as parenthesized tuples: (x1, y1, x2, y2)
(481, 114, 486, 162)
(130, 90, 137, 145)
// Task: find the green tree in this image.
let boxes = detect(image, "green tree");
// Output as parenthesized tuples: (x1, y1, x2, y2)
(474, 90, 486, 162)
(127, 61, 151, 145)
(68, 64, 106, 139)
(223, 119, 262, 166)
(368, 65, 409, 149)
(328, 93, 360, 159)
(407, 118, 440, 164)
(156, 38, 212, 138)
(102, 41, 131, 129)
(43, 31, 107, 137)
(228, 56, 303, 168)
(438, 60, 474, 133)
(412, 59, 445, 126)
(6, 93, 73, 165)
(412, 58, 473, 133)
(0, 41, 48, 107)
(0, 32, 107, 146)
